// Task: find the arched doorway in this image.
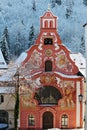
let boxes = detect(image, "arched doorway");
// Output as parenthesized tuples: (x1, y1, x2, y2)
(42, 111, 53, 129)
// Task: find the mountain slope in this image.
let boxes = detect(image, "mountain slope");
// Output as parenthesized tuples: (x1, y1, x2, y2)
(0, 0, 87, 54)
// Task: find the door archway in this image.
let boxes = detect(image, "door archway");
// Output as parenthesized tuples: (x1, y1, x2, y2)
(42, 111, 53, 129)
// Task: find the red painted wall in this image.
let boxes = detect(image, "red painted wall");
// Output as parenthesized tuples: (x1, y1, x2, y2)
(19, 9, 84, 130)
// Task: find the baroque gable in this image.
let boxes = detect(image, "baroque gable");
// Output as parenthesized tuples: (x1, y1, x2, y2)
(19, 9, 84, 130)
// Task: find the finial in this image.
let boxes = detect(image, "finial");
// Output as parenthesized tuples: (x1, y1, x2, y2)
(48, 3, 51, 11)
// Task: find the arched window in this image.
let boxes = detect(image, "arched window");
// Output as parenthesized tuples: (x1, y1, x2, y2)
(61, 114, 68, 128)
(34, 86, 62, 105)
(44, 38, 53, 45)
(44, 20, 48, 28)
(45, 60, 52, 72)
(28, 114, 35, 126)
(50, 21, 53, 28)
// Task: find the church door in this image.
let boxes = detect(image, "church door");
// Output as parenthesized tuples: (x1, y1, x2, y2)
(42, 111, 53, 129)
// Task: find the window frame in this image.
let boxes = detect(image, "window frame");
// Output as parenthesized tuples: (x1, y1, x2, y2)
(0, 110, 8, 124)
(44, 38, 53, 45)
(45, 60, 52, 72)
(61, 114, 68, 128)
(0, 95, 4, 103)
(28, 114, 35, 126)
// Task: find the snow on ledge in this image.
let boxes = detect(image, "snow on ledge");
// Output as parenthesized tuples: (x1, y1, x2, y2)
(0, 87, 15, 93)
(54, 71, 80, 78)
(48, 128, 84, 130)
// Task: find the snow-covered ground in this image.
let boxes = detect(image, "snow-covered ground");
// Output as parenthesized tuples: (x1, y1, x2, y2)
(0, 123, 8, 129)
(48, 128, 84, 130)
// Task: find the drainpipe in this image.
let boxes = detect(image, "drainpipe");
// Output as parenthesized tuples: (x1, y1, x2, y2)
(83, 23, 87, 130)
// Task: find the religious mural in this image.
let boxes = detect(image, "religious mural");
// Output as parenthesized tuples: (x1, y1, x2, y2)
(40, 74, 57, 84)
(26, 50, 42, 69)
(55, 50, 73, 72)
(34, 86, 62, 105)
(19, 80, 36, 108)
(58, 81, 75, 109)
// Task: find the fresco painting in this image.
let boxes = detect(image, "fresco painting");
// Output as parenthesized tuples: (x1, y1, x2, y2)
(20, 80, 36, 108)
(56, 50, 73, 72)
(27, 50, 42, 68)
(59, 81, 75, 109)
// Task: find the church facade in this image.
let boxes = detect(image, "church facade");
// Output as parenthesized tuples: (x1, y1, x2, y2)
(19, 9, 84, 130)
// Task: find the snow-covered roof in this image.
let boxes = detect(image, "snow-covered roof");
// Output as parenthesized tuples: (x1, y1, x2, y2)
(70, 52, 86, 77)
(15, 52, 27, 65)
(0, 87, 15, 93)
(0, 48, 8, 69)
(0, 52, 27, 81)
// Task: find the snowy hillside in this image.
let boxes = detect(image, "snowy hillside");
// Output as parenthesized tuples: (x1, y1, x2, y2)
(0, 0, 87, 56)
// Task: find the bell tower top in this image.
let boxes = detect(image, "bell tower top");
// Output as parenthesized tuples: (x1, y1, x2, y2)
(40, 8, 58, 30)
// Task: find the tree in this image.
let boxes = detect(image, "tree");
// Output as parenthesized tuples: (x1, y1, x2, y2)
(32, 0, 36, 11)
(79, 36, 85, 56)
(51, 0, 56, 8)
(83, 0, 87, 6)
(28, 25, 35, 48)
(51, 0, 61, 8)
(14, 70, 19, 130)
(65, 8, 72, 18)
(56, 0, 61, 5)
(65, 0, 74, 18)
(3, 26, 10, 49)
(0, 33, 10, 64)
(15, 32, 22, 57)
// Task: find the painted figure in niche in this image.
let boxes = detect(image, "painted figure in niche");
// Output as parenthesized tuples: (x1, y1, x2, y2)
(41, 95, 56, 104)
(20, 82, 36, 108)
(58, 54, 66, 66)
(56, 51, 67, 68)
(59, 83, 75, 108)
(56, 51, 72, 72)
(63, 85, 75, 107)
(29, 50, 42, 68)
(40, 75, 57, 84)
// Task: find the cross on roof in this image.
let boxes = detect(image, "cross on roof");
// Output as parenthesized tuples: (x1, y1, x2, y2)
(48, 3, 51, 11)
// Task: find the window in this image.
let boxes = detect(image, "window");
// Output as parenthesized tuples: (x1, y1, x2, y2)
(44, 38, 53, 45)
(45, 60, 52, 72)
(0, 95, 4, 103)
(50, 21, 53, 28)
(61, 114, 68, 128)
(44, 20, 48, 28)
(34, 86, 62, 105)
(28, 114, 35, 126)
(0, 110, 8, 124)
